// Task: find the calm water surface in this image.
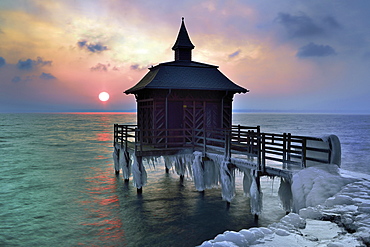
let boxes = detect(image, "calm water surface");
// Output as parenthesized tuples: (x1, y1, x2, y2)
(1, 113, 369, 246)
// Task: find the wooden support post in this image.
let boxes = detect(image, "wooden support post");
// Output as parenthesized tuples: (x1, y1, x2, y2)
(137, 187, 143, 194)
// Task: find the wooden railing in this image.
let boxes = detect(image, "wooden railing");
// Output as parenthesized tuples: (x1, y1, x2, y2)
(114, 124, 333, 171)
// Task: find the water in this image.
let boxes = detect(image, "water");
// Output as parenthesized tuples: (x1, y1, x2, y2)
(1, 113, 369, 246)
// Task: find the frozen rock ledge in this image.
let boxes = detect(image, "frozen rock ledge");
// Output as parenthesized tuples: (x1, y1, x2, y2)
(198, 165, 370, 247)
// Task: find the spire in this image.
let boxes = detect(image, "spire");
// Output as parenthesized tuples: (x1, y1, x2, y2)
(172, 17, 194, 61)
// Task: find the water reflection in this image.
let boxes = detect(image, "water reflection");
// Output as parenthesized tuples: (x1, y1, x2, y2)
(79, 166, 126, 246)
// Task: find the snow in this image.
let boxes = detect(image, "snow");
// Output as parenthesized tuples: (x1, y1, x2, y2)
(199, 165, 370, 246)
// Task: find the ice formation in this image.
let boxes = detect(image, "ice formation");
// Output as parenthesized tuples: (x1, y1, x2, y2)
(199, 165, 370, 247)
(277, 177, 292, 212)
(113, 144, 120, 171)
(249, 173, 262, 216)
(132, 154, 147, 189)
(120, 146, 131, 180)
(220, 161, 236, 202)
(192, 152, 205, 191)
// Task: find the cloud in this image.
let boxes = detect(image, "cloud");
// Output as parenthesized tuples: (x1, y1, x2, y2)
(130, 64, 149, 71)
(276, 12, 323, 38)
(90, 63, 109, 72)
(229, 49, 241, 59)
(39, 72, 56, 80)
(11, 76, 21, 83)
(296, 42, 337, 58)
(78, 40, 108, 53)
(322, 16, 341, 29)
(0, 57, 5, 67)
(17, 57, 52, 70)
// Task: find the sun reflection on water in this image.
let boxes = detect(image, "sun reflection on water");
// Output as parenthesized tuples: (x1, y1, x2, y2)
(78, 165, 126, 245)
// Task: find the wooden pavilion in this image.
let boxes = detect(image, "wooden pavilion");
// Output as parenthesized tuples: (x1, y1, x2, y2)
(124, 18, 248, 146)
(113, 19, 340, 215)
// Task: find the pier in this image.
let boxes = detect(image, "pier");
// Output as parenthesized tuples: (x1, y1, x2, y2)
(113, 124, 340, 214)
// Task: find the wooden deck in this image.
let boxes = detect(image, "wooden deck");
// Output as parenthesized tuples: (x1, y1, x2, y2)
(113, 124, 334, 180)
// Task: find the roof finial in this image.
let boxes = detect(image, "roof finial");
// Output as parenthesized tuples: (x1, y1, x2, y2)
(182, 17, 184, 21)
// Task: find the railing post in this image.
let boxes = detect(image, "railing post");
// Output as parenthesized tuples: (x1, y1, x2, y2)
(302, 138, 307, 168)
(192, 128, 195, 150)
(287, 133, 291, 162)
(203, 128, 206, 155)
(283, 133, 287, 163)
(238, 124, 241, 143)
(224, 129, 231, 161)
(124, 125, 128, 150)
(113, 124, 117, 146)
(261, 133, 266, 173)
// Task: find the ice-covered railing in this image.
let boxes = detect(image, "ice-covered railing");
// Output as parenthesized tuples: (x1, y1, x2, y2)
(113, 124, 341, 170)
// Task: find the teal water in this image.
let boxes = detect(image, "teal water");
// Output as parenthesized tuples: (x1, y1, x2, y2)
(1, 113, 369, 246)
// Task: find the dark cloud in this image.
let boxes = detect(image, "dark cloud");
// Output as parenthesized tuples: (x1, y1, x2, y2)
(322, 16, 341, 29)
(276, 12, 323, 38)
(90, 63, 109, 72)
(130, 64, 149, 71)
(39, 72, 56, 80)
(78, 40, 108, 53)
(229, 49, 241, 58)
(11, 76, 21, 83)
(17, 57, 52, 70)
(0, 57, 5, 67)
(296, 42, 337, 58)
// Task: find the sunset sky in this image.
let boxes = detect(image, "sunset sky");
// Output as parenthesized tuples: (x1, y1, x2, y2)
(1, 0, 369, 113)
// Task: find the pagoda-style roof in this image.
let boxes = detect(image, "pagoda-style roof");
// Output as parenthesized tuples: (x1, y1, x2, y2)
(172, 17, 195, 51)
(124, 18, 248, 95)
(125, 60, 248, 94)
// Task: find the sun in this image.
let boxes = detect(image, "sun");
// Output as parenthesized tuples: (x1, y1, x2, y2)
(98, 92, 110, 102)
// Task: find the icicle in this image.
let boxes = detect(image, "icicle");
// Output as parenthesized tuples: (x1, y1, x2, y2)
(250, 171, 263, 215)
(185, 154, 193, 178)
(164, 156, 173, 172)
(132, 155, 147, 189)
(119, 146, 131, 180)
(173, 154, 193, 177)
(220, 161, 235, 202)
(113, 144, 120, 172)
(204, 160, 219, 189)
(192, 152, 205, 191)
(278, 177, 293, 212)
(174, 155, 186, 176)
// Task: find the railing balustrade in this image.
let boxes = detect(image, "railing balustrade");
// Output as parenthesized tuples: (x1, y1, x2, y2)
(114, 124, 332, 172)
